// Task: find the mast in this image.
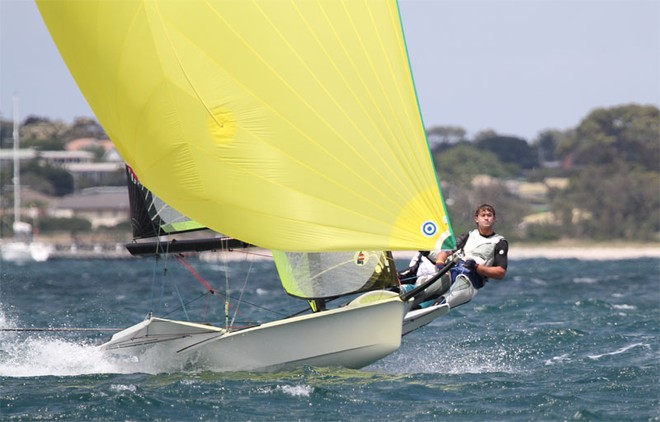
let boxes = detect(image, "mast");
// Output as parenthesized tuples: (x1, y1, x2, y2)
(12, 95, 21, 229)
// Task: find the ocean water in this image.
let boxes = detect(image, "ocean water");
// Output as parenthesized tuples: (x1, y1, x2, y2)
(1, 254, 658, 421)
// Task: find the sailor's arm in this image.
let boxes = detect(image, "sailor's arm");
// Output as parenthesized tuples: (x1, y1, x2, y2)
(434, 250, 451, 265)
(474, 264, 506, 280)
(431, 233, 468, 266)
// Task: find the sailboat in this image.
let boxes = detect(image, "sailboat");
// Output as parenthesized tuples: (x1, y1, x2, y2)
(37, 0, 457, 371)
(0, 96, 52, 264)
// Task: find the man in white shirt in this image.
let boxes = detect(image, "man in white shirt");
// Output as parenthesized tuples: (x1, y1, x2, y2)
(400, 203, 508, 309)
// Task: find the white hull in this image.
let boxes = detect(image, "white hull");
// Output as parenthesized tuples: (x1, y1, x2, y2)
(101, 291, 404, 372)
(402, 303, 450, 336)
(1, 241, 52, 263)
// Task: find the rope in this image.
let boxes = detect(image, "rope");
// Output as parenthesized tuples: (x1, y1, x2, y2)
(175, 254, 216, 293)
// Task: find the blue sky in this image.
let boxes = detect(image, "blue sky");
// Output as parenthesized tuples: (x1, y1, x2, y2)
(1, 0, 658, 141)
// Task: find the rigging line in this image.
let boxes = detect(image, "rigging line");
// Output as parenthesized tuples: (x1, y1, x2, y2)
(230, 252, 255, 329)
(160, 291, 211, 319)
(175, 246, 252, 324)
(150, 254, 160, 313)
(223, 245, 230, 330)
(147, 203, 165, 313)
(148, 223, 169, 314)
(175, 253, 232, 322)
(166, 255, 289, 319)
(157, 231, 174, 315)
(222, 238, 231, 330)
(175, 254, 215, 293)
(172, 279, 190, 321)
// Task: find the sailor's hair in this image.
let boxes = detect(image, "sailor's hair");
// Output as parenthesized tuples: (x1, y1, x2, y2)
(474, 203, 496, 217)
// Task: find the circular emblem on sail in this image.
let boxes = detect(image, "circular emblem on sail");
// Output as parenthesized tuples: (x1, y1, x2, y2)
(354, 251, 369, 266)
(421, 221, 438, 237)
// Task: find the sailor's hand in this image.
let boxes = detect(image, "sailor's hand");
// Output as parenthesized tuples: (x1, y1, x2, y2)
(463, 259, 478, 271)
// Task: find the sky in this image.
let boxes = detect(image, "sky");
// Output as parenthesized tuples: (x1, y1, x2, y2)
(0, 0, 658, 142)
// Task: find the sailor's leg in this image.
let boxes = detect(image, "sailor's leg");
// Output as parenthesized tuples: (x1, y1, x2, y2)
(420, 273, 451, 298)
(437, 274, 478, 309)
(412, 273, 452, 308)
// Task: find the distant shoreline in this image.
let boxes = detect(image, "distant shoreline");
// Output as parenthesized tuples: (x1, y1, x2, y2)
(3, 239, 658, 261)
(396, 241, 660, 261)
(506, 241, 660, 260)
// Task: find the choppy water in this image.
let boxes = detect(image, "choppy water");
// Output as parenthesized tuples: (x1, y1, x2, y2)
(1, 254, 658, 421)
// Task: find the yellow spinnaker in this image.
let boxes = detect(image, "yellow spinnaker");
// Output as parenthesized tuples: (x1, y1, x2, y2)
(37, 0, 453, 252)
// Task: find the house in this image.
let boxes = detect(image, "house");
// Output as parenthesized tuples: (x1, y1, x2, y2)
(50, 187, 130, 229)
(0, 147, 126, 192)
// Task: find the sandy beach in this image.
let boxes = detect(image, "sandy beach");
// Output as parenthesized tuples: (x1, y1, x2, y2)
(506, 241, 660, 260)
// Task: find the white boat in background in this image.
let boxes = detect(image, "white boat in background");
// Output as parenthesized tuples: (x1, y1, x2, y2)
(37, 0, 458, 372)
(0, 96, 52, 264)
(1, 223, 52, 263)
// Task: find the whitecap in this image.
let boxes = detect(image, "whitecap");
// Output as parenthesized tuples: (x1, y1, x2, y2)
(528, 277, 548, 285)
(110, 384, 137, 393)
(0, 310, 182, 377)
(612, 304, 636, 310)
(277, 384, 314, 397)
(544, 353, 571, 365)
(573, 277, 598, 284)
(588, 343, 649, 360)
(0, 336, 122, 377)
(372, 335, 520, 375)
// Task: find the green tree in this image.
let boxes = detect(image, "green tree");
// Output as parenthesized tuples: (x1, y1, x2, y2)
(22, 161, 75, 196)
(426, 125, 467, 147)
(553, 162, 659, 241)
(442, 181, 531, 240)
(65, 117, 108, 141)
(433, 143, 511, 185)
(557, 104, 660, 171)
(0, 118, 14, 148)
(20, 116, 69, 149)
(534, 129, 569, 164)
(474, 135, 538, 172)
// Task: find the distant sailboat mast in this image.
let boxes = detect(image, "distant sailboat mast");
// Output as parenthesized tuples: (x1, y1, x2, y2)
(12, 94, 22, 235)
(1, 94, 52, 262)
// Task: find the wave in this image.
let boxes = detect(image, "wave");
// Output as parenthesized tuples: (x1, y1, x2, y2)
(588, 343, 650, 360)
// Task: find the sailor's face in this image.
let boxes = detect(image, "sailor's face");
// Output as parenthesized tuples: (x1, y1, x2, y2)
(474, 210, 495, 230)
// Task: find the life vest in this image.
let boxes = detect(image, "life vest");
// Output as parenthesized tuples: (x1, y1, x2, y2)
(462, 229, 505, 267)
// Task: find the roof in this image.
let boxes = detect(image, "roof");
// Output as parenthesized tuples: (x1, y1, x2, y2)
(53, 187, 130, 211)
(65, 138, 115, 151)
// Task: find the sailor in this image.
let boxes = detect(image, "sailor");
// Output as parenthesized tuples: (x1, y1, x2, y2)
(400, 203, 508, 309)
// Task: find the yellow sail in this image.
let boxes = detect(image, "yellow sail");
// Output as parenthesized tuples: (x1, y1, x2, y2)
(37, 0, 453, 252)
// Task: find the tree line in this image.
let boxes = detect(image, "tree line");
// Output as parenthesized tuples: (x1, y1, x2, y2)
(429, 103, 659, 242)
(1, 103, 658, 242)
